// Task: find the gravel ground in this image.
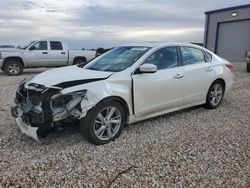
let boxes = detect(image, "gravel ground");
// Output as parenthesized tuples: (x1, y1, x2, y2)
(0, 64, 249, 187)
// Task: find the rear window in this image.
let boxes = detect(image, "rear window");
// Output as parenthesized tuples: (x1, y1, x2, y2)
(180, 47, 206, 65)
(50, 41, 63, 50)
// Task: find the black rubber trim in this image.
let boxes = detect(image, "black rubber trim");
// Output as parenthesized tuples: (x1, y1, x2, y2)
(131, 77, 135, 115)
(54, 77, 109, 89)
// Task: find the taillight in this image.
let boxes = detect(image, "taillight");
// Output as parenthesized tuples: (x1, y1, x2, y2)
(226, 63, 233, 72)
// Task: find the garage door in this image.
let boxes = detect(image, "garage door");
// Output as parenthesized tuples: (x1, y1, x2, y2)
(216, 20, 250, 62)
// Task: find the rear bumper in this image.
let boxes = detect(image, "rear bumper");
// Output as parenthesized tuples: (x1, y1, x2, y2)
(11, 106, 40, 141)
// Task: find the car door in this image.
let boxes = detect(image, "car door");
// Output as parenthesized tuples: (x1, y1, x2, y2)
(25, 41, 50, 67)
(180, 46, 214, 105)
(49, 41, 68, 66)
(132, 46, 184, 117)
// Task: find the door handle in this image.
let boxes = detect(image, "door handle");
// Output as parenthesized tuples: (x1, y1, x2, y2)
(42, 52, 48, 54)
(61, 52, 66, 54)
(173, 74, 184, 79)
(206, 67, 213, 72)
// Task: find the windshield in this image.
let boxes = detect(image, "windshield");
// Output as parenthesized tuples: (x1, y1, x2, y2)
(17, 41, 36, 50)
(85, 46, 151, 72)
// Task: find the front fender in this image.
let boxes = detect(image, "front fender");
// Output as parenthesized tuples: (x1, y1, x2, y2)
(2, 53, 26, 67)
(60, 79, 133, 117)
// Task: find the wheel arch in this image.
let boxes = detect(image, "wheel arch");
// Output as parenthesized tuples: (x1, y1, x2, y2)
(211, 78, 226, 91)
(97, 96, 130, 124)
(3, 56, 25, 68)
(73, 56, 87, 64)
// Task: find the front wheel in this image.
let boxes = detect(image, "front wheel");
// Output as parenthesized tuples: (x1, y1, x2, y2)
(80, 100, 125, 145)
(3, 60, 23, 76)
(205, 81, 224, 109)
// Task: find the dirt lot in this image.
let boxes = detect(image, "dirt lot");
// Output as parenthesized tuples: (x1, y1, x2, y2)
(0, 64, 249, 187)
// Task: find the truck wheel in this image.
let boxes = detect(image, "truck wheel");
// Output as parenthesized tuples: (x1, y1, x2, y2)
(73, 57, 87, 65)
(247, 63, 250, 73)
(80, 100, 125, 145)
(3, 59, 23, 76)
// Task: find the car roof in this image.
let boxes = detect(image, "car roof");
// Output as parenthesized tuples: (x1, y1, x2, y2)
(119, 42, 204, 49)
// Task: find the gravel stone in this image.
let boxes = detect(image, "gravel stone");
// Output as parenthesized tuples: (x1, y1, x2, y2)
(0, 64, 249, 187)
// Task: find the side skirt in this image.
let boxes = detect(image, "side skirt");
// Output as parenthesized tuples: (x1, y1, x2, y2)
(128, 101, 205, 124)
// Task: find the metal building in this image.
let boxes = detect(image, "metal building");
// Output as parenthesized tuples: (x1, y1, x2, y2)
(204, 4, 250, 62)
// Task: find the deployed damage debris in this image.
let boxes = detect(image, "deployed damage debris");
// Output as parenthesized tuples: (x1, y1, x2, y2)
(11, 79, 89, 140)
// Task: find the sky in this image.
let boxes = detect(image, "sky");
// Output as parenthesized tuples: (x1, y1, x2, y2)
(0, 0, 249, 49)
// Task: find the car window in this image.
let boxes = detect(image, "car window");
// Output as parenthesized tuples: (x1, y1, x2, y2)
(143, 47, 178, 70)
(85, 46, 151, 72)
(180, 47, 205, 65)
(30, 41, 47, 50)
(204, 51, 212, 62)
(50, 41, 63, 50)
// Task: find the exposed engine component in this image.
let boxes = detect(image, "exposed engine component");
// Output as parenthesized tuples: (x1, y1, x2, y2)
(51, 90, 87, 121)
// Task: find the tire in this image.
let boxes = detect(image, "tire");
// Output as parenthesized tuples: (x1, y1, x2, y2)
(73, 57, 87, 65)
(205, 81, 225, 109)
(80, 100, 125, 145)
(247, 63, 250, 73)
(3, 59, 23, 76)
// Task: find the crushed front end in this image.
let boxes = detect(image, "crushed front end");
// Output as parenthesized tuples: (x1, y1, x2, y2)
(11, 80, 87, 141)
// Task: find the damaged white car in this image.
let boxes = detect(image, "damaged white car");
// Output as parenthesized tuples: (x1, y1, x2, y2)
(11, 43, 233, 145)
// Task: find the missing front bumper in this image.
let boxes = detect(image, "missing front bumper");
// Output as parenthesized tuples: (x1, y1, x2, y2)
(11, 106, 40, 141)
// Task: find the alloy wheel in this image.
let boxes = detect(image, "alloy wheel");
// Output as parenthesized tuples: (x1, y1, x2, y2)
(209, 83, 223, 106)
(94, 107, 121, 141)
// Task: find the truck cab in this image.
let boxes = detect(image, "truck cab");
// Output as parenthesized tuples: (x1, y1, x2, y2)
(25, 41, 68, 67)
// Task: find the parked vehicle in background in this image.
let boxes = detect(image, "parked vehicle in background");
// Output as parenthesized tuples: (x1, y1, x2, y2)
(95, 47, 113, 57)
(11, 42, 233, 145)
(246, 50, 250, 72)
(0, 45, 15, 48)
(0, 40, 96, 76)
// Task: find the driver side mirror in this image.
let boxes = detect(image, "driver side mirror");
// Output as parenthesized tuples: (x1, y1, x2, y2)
(138, 64, 157, 74)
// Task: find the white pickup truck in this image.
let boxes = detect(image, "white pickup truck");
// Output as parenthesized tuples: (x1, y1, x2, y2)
(0, 40, 96, 76)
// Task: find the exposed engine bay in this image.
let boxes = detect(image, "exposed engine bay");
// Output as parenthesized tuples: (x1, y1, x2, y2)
(11, 79, 90, 140)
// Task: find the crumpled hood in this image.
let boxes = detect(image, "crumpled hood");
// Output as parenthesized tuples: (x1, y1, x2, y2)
(0, 48, 24, 52)
(26, 66, 112, 88)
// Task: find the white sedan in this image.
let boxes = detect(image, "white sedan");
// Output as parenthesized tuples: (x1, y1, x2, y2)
(11, 43, 233, 145)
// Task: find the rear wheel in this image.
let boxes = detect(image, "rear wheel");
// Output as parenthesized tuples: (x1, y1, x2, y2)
(205, 81, 224, 109)
(73, 57, 87, 65)
(3, 59, 23, 76)
(247, 63, 250, 73)
(80, 100, 125, 145)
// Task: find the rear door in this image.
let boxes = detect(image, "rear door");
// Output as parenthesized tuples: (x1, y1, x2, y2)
(132, 46, 184, 117)
(49, 41, 68, 66)
(25, 41, 50, 67)
(180, 46, 214, 104)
